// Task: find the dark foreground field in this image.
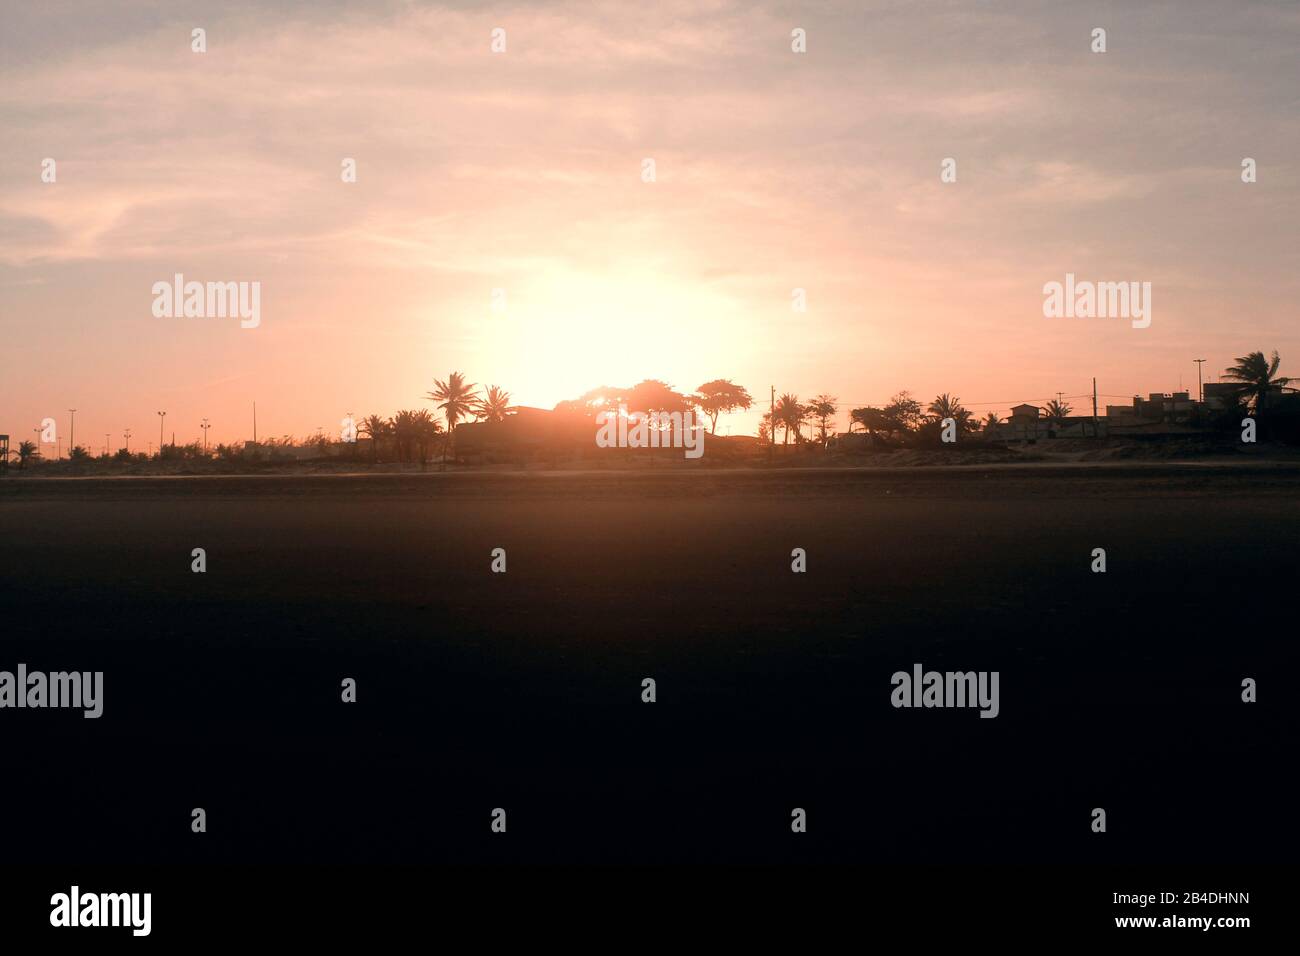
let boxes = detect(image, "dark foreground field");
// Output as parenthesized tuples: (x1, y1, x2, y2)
(1, 465, 1294, 863)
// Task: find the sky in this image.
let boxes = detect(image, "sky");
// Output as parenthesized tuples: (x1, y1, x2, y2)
(2, 0, 1297, 450)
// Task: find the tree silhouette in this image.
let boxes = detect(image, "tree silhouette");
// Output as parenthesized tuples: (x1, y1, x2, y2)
(774, 393, 806, 445)
(426, 371, 479, 462)
(694, 379, 753, 435)
(927, 393, 974, 433)
(1044, 399, 1072, 427)
(807, 394, 837, 445)
(882, 391, 923, 437)
(360, 414, 391, 462)
(1224, 350, 1289, 413)
(476, 385, 513, 423)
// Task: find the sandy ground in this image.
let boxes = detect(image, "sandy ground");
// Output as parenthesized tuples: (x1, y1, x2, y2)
(1, 466, 1294, 862)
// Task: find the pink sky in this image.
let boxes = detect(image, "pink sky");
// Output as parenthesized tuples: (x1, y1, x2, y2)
(2, 1, 1298, 449)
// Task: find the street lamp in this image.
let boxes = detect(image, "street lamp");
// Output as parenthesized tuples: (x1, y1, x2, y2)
(124, 428, 132, 454)
(1194, 359, 1207, 404)
(157, 411, 166, 457)
(68, 409, 76, 458)
(201, 418, 211, 453)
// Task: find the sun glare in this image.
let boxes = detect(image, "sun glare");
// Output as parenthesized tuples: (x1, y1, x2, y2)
(478, 267, 746, 409)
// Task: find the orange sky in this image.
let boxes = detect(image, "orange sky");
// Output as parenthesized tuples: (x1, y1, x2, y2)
(2, 1, 1298, 449)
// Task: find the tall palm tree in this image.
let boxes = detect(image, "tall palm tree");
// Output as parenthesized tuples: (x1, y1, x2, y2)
(476, 385, 513, 423)
(426, 371, 479, 462)
(774, 393, 805, 445)
(15, 440, 36, 469)
(1224, 350, 1289, 413)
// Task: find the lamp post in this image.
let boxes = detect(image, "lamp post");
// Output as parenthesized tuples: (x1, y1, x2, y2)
(124, 428, 132, 454)
(157, 411, 166, 457)
(201, 418, 211, 453)
(68, 408, 76, 458)
(1194, 359, 1206, 404)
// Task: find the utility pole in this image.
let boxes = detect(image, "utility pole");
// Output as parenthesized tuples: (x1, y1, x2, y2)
(1194, 359, 1206, 403)
(201, 418, 211, 453)
(157, 411, 166, 456)
(253, 401, 258, 444)
(68, 409, 76, 456)
(1092, 377, 1099, 438)
(124, 428, 131, 453)
(770, 385, 775, 450)
(104, 433, 110, 456)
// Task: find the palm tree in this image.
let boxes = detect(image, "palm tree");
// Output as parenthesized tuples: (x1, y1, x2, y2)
(1223, 350, 1290, 413)
(426, 371, 479, 462)
(1044, 399, 1072, 427)
(774, 393, 806, 445)
(983, 411, 1002, 431)
(391, 410, 417, 463)
(476, 385, 513, 423)
(360, 414, 391, 461)
(15, 440, 36, 469)
(927, 393, 974, 432)
(407, 408, 441, 464)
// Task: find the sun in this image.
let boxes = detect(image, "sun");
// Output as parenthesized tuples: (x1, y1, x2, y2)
(474, 266, 747, 409)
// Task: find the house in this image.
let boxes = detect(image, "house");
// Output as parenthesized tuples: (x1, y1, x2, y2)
(1105, 391, 1195, 425)
(991, 404, 1104, 441)
(1202, 383, 1240, 411)
(995, 404, 1051, 441)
